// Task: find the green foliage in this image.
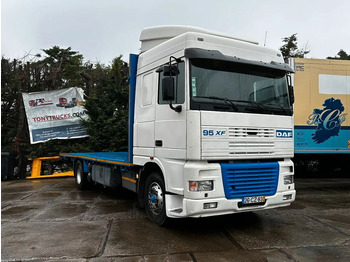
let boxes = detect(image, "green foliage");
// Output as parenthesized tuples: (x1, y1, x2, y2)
(41, 46, 85, 90)
(280, 33, 310, 60)
(1, 57, 20, 147)
(327, 49, 350, 60)
(81, 56, 129, 152)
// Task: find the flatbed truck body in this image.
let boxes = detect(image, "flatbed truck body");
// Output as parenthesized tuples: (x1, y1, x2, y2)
(61, 26, 296, 225)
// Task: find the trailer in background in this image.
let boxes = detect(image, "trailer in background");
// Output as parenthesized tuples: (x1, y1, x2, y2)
(292, 58, 350, 175)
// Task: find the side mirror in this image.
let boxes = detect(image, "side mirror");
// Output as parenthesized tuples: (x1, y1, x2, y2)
(162, 77, 175, 101)
(156, 65, 180, 76)
(164, 65, 179, 76)
(162, 76, 182, 113)
(288, 85, 295, 105)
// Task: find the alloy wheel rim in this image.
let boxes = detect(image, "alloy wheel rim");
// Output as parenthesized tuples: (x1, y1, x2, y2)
(148, 182, 164, 215)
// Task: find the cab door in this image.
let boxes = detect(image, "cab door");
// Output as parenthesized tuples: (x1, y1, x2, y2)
(155, 61, 187, 160)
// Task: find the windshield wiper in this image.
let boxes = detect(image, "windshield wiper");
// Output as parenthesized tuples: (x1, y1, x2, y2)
(223, 99, 267, 113)
(244, 101, 267, 113)
(194, 96, 239, 111)
(228, 100, 290, 114)
(264, 103, 289, 114)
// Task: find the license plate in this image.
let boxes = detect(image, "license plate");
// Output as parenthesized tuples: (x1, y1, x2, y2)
(243, 196, 265, 204)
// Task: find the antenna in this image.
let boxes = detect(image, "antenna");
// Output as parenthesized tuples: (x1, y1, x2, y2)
(264, 31, 268, 46)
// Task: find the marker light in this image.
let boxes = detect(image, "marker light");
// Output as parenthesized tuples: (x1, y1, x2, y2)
(203, 202, 218, 209)
(283, 194, 292, 201)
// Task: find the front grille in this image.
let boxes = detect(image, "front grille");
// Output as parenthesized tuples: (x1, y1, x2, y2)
(229, 128, 274, 138)
(220, 162, 279, 199)
(228, 141, 275, 156)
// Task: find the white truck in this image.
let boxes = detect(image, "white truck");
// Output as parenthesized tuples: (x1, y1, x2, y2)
(61, 26, 296, 225)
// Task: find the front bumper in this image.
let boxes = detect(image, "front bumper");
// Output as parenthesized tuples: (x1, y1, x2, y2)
(166, 189, 296, 218)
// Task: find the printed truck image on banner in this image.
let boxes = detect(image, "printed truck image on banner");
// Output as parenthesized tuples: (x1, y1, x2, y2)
(22, 87, 88, 144)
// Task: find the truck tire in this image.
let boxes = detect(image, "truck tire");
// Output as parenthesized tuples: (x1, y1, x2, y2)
(145, 172, 168, 226)
(74, 160, 87, 190)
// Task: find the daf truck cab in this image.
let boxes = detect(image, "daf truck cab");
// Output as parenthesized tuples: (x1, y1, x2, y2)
(62, 26, 296, 225)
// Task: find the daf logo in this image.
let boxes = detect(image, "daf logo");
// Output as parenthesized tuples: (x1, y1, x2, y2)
(276, 130, 293, 138)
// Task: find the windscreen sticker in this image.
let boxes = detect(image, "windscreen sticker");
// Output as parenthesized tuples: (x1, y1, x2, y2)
(192, 77, 197, 96)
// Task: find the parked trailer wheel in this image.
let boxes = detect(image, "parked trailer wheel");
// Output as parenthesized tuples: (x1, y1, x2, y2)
(145, 172, 168, 226)
(74, 160, 88, 190)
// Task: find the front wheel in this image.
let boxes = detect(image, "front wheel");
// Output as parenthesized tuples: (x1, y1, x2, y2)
(144, 172, 168, 226)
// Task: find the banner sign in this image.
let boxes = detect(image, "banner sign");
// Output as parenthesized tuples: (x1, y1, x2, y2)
(22, 87, 89, 144)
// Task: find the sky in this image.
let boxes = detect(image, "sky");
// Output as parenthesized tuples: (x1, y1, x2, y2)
(1, 0, 350, 64)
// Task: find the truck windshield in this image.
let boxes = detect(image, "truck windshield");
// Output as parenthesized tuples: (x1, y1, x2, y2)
(190, 58, 292, 116)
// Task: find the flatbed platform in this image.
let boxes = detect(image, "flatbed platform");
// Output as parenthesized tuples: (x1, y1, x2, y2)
(60, 152, 133, 166)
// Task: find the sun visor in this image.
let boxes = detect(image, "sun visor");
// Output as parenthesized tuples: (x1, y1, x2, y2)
(185, 48, 294, 73)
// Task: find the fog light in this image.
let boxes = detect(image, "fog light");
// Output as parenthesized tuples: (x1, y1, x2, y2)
(283, 194, 292, 200)
(284, 175, 294, 185)
(189, 180, 213, 191)
(203, 202, 217, 209)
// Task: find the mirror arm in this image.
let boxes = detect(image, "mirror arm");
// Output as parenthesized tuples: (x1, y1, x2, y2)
(286, 73, 295, 106)
(169, 101, 182, 113)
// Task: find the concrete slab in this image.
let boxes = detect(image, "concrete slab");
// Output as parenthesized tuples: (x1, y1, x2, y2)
(1, 221, 107, 260)
(43, 178, 77, 191)
(144, 253, 193, 261)
(104, 219, 236, 256)
(1, 178, 350, 261)
(1, 182, 50, 193)
(225, 210, 350, 249)
(2, 203, 48, 222)
(1, 179, 61, 189)
(296, 179, 350, 194)
(90, 254, 193, 262)
(309, 209, 350, 235)
(296, 193, 350, 210)
(98, 188, 138, 202)
(65, 191, 102, 202)
(1, 192, 33, 208)
(193, 249, 293, 262)
(1, 192, 32, 202)
(90, 256, 143, 262)
(30, 258, 89, 262)
(83, 200, 134, 221)
(284, 245, 350, 261)
(22, 192, 64, 203)
(32, 202, 91, 221)
(131, 203, 148, 219)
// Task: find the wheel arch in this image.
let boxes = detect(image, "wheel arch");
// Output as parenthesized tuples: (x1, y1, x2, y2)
(137, 162, 164, 208)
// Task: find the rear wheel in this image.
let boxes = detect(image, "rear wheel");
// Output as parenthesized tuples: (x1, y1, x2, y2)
(74, 160, 87, 190)
(145, 172, 168, 226)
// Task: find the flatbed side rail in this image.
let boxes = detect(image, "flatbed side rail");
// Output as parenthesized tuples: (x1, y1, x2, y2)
(60, 153, 134, 167)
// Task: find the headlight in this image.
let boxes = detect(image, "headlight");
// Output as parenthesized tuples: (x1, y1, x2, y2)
(284, 175, 294, 185)
(189, 180, 213, 191)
